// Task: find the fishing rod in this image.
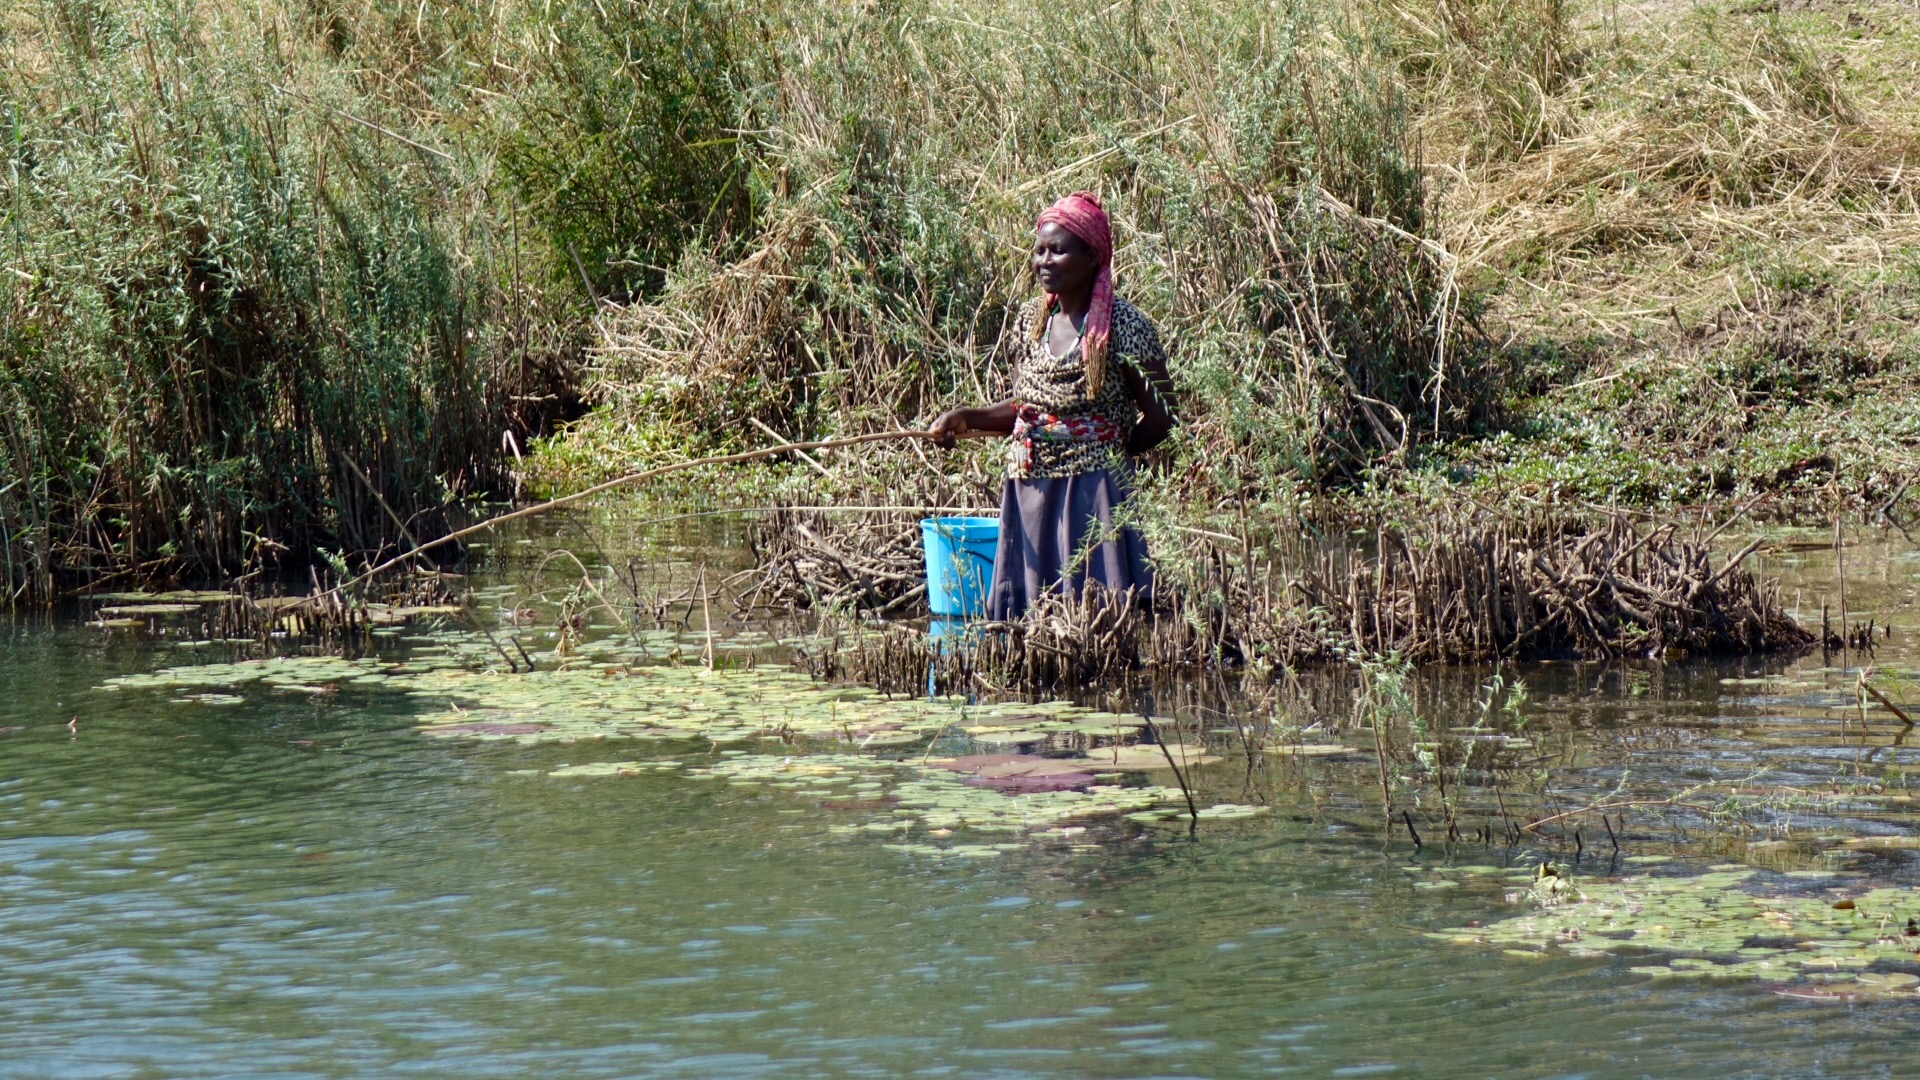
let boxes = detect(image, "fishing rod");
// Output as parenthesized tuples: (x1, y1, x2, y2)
(321, 427, 995, 602)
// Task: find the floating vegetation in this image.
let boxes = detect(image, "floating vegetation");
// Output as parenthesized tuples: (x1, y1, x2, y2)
(87, 590, 243, 604)
(1080, 743, 1221, 770)
(104, 655, 394, 693)
(1265, 743, 1362, 758)
(97, 603, 205, 618)
(669, 752, 1193, 844)
(404, 665, 1155, 747)
(936, 753, 1102, 793)
(78, 569, 470, 648)
(881, 768, 1186, 835)
(98, 648, 1305, 854)
(97, 627, 753, 692)
(534, 749, 1271, 855)
(1432, 866, 1920, 995)
(547, 760, 685, 778)
(171, 693, 248, 706)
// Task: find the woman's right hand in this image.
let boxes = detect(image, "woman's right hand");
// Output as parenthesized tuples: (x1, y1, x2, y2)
(929, 402, 1015, 448)
(929, 409, 971, 449)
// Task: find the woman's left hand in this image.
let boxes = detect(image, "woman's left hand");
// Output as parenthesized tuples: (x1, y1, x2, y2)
(1122, 360, 1178, 455)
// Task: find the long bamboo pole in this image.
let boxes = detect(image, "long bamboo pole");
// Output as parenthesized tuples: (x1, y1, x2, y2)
(324, 428, 981, 601)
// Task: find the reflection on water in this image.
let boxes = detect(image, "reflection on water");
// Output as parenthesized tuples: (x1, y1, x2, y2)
(5, 524, 1920, 1076)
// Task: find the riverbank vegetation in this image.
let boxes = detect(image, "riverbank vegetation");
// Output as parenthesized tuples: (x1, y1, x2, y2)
(549, 0, 1920, 524)
(0, 0, 748, 598)
(7, 0, 1919, 602)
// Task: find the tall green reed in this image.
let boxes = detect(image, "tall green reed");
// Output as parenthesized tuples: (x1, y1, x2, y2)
(0, 0, 598, 599)
(498, 0, 755, 301)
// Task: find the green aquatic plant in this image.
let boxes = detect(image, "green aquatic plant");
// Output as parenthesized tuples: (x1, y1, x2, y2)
(98, 643, 1307, 856)
(1526, 861, 1579, 907)
(1, 0, 578, 598)
(403, 665, 1151, 747)
(1429, 865, 1920, 994)
(540, 749, 1264, 855)
(103, 655, 392, 697)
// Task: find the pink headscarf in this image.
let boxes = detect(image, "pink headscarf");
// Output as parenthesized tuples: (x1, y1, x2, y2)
(1034, 191, 1114, 396)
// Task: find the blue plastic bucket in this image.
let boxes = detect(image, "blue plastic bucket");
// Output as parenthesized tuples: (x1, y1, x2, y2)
(920, 516, 999, 618)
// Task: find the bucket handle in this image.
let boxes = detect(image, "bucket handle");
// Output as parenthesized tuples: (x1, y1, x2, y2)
(946, 548, 995, 570)
(939, 548, 995, 591)
(927, 525, 997, 569)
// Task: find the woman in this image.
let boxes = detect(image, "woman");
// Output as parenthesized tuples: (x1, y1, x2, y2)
(930, 191, 1176, 619)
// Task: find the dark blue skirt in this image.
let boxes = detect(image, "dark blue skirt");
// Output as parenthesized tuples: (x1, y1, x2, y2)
(986, 469, 1154, 620)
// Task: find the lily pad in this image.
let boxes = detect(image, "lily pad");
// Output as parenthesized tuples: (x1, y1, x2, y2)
(965, 771, 1097, 793)
(934, 755, 1100, 793)
(849, 729, 926, 748)
(549, 761, 650, 777)
(1443, 867, 1920, 987)
(1855, 972, 1920, 990)
(1264, 743, 1361, 758)
(87, 590, 236, 603)
(99, 645, 1263, 860)
(1838, 836, 1920, 850)
(97, 604, 203, 617)
(421, 721, 554, 738)
(967, 729, 1058, 745)
(1080, 744, 1221, 770)
(1193, 803, 1270, 820)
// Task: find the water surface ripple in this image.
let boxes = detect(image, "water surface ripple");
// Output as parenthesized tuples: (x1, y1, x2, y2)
(4, 541, 1920, 1077)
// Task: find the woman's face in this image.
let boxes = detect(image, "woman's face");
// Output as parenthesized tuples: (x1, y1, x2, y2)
(1032, 222, 1098, 297)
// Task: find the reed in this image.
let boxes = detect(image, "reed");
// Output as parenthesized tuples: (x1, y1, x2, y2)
(793, 501, 1810, 693)
(0, 0, 748, 600)
(1, 0, 553, 598)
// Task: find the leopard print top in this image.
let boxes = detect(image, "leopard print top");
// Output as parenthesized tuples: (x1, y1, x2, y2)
(1007, 296, 1168, 479)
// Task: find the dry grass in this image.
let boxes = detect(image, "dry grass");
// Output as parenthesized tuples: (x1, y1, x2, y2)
(1421, 0, 1920, 345)
(1280, 506, 1811, 662)
(780, 492, 1807, 690)
(1345, 0, 1920, 514)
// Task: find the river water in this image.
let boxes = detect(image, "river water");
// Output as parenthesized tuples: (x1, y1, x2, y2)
(5, 519, 1920, 1078)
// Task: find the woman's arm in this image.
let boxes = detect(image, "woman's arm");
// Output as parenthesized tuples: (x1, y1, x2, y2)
(929, 300, 1034, 448)
(1122, 323, 1178, 455)
(930, 401, 1016, 448)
